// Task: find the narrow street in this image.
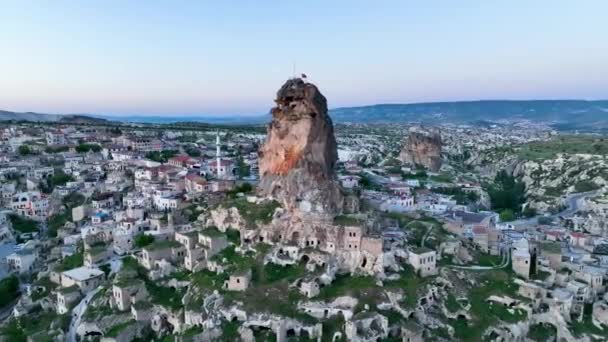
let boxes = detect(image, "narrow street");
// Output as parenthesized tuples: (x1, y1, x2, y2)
(68, 287, 101, 342)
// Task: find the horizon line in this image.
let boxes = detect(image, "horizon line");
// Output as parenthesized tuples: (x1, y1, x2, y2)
(3, 97, 608, 118)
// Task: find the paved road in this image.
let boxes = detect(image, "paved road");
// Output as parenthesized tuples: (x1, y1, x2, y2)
(68, 287, 101, 342)
(557, 190, 598, 217)
(420, 224, 434, 248)
(511, 190, 599, 227)
(447, 249, 510, 271)
(363, 170, 389, 185)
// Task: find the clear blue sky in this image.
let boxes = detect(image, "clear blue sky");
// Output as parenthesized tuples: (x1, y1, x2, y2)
(1, 1, 607, 116)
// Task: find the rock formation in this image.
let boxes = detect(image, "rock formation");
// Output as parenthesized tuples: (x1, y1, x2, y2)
(398, 126, 442, 172)
(258, 78, 343, 215)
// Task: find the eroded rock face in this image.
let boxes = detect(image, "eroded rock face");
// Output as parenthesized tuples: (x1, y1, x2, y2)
(258, 78, 343, 215)
(399, 127, 442, 172)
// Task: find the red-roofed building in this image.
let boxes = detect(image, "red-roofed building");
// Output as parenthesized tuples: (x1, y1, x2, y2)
(569, 231, 588, 248)
(545, 230, 565, 242)
(168, 155, 197, 168)
(185, 174, 211, 193)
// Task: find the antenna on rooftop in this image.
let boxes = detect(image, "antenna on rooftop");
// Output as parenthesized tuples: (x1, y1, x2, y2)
(292, 60, 296, 79)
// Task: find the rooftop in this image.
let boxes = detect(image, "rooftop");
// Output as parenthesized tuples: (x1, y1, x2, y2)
(145, 239, 181, 251)
(411, 247, 434, 255)
(62, 266, 105, 281)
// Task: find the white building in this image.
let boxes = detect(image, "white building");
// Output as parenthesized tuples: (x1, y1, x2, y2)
(408, 247, 437, 277)
(339, 175, 360, 189)
(380, 196, 415, 213)
(61, 266, 105, 292)
(6, 249, 36, 273)
(45, 131, 66, 146)
(11, 191, 49, 220)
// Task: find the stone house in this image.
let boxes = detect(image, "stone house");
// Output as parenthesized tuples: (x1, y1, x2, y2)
(549, 288, 574, 322)
(472, 226, 489, 253)
(512, 248, 532, 279)
(592, 301, 608, 327)
(56, 286, 81, 314)
(224, 269, 251, 292)
(84, 244, 112, 267)
(516, 279, 545, 302)
(345, 312, 389, 341)
(61, 266, 105, 292)
(175, 230, 199, 250)
(184, 174, 210, 193)
(140, 240, 184, 270)
(131, 301, 153, 322)
(401, 321, 423, 342)
(198, 229, 229, 257)
(539, 242, 562, 270)
(443, 210, 496, 236)
(511, 238, 533, 279)
(408, 247, 437, 277)
(298, 278, 320, 298)
(91, 192, 115, 209)
(573, 265, 605, 293)
(112, 278, 148, 312)
(6, 249, 36, 274)
(184, 247, 205, 272)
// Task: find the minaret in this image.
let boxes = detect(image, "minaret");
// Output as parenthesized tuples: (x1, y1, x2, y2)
(216, 130, 221, 178)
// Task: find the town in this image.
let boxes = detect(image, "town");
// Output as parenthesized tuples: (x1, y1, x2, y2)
(0, 79, 607, 342)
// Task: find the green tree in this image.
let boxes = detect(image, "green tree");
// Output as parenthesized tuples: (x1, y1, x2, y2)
(523, 206, 537, 218)
(18, 145, 32, 156)
(0, 276, 20, 308)
(76, 143, 101, 153)
(236, 154, 250, 178)
(145, 150, 178, 163)
(134, 234, 155, 248)
(48, 213, 69, 238)
(499, 209, 515, 222)
(50, 170, 74, 187)
(487, 170, 526, 215)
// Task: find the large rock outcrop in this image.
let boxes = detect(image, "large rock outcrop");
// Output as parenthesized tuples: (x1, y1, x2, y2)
(399, 127, 442, 172)
(258, 78, 343, 216)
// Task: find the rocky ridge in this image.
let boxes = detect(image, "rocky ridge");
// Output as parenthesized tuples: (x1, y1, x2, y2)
(399, 126, 443, 172)
(258, 78, 343, 216)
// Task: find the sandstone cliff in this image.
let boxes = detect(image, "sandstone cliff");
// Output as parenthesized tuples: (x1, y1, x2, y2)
(258, 78, 343, 215)
(399, 127, 442, 172)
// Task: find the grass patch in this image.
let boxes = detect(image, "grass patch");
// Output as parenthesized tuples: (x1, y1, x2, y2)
(222, 197, 280, 226)
(147, 282, 186, 311)
(570, 303, 608, 337)
(445, 293, 461, 313)
(333, 215, 362, 226)
(384, 268, 430, 308)
(55, 252, 84, 272)
(451, 270, 526, 341)
(518, 135, 608, 160)
(574, 180, 600, 192)
(318, 274, 383, 311)
(262, 263, 306, 284)
(106, 320, 135, 337)
(527, 323, 557, 341)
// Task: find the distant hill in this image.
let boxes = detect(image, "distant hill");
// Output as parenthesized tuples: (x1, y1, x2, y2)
(328, 100, 608, 129)
(3, 99, 608, 130)
(0, 110, 108, 124)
